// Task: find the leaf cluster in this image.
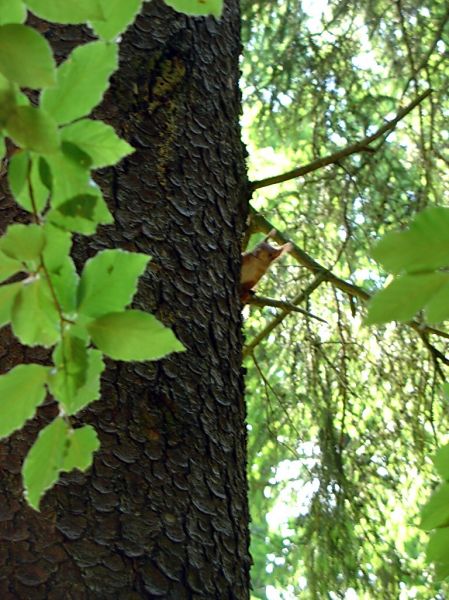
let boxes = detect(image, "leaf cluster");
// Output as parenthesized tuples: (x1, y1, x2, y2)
(0, 0, 224, 509)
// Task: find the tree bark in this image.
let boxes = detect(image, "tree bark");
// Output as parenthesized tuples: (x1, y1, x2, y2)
(0, 1, 250, 598)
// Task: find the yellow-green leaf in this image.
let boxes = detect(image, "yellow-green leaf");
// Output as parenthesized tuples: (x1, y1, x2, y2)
(0, 24, 55, 88)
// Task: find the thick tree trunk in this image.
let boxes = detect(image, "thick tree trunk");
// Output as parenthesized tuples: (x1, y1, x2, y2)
(0, 1, 250, 598)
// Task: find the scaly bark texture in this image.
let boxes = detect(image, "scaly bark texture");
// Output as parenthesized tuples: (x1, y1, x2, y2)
(0, 1, 250, 598)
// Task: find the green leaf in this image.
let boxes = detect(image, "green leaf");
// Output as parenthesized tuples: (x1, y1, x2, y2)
(11, 277, 60, 347)
(47, 190, 113, 235)
(0, 281, 21, 327)
(434, 444, 449, 481)
(49, 334, 87, 408)
(36, 224, 79, 314)
(0, 251, 23, 283)
(372, 207, 449, 275)
(53, 334, 88, 387)
(0, 223, 45, 261)
(23, 417, 99, 510)
(24, 0, 104, 23)
(88, 310, 185, 361)
(77, 249, 150, 318)
(424, 281, 449, 323)
(41, 41, 118, 126)
(38, 156, 52, 191)
(6, 106, 59, 154)
(62, 425, 99, 472)
(0, 24, 55, 88)
(61, 119, 134, 168)
(49, 258, 79, 314)
(15, 89, 30, 107)
(91, 0, 143, 41)
(0, 73, 17, 126)
(50, 347, 104, 415)
(0, 0, 27, 25)
(60, 140, 92, 170)
(427, 528, 449, 562)
(0, 364, 48, 438)
(8, 151, 49, 213)
(163, 0, 223, 17)
(41, 223, 72, 272)
(420, 483, 449, 530)
(365, 273, 449, 325)
(7, 149, 28, 198)
(45, 149, 90, 207)
(22, 417, 68, 511)
(435, 560, 449, 581)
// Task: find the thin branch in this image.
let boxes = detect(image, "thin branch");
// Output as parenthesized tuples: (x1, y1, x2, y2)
(247, 294, 327, 323)
(248, 207, 449, 343)
(250, 89, 432, 191)
(243, 272, 328, 357)
(418, 332, 449, 379)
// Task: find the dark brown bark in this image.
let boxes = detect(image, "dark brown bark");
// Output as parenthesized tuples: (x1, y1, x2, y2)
(0, 1, 250, 598)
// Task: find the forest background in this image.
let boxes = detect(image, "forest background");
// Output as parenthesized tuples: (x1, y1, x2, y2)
(241, 1, 449, 598)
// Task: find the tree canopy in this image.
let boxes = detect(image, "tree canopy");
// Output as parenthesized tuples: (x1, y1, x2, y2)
(241, 1, 449, 598)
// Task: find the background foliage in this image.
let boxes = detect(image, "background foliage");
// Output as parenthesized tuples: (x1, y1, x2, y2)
(240, 1, 449, 598)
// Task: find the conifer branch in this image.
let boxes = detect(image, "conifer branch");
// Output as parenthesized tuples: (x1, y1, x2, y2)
(250, 89, 432, 191)
(244, 208, 449, 357)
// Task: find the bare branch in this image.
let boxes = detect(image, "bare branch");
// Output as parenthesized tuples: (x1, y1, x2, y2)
(247, 294, 327, 323)
(250, 89, 432, 191)
(243, 273, 328, 357)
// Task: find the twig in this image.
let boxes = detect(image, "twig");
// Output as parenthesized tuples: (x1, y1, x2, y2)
(418, 332, 449, 379)
(250, 89, 432, 191)
(247, 294, 327, 323)
(243, 272, 328, 357)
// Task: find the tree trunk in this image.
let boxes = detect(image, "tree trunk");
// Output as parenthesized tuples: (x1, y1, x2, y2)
(0, 1, 250, 598)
